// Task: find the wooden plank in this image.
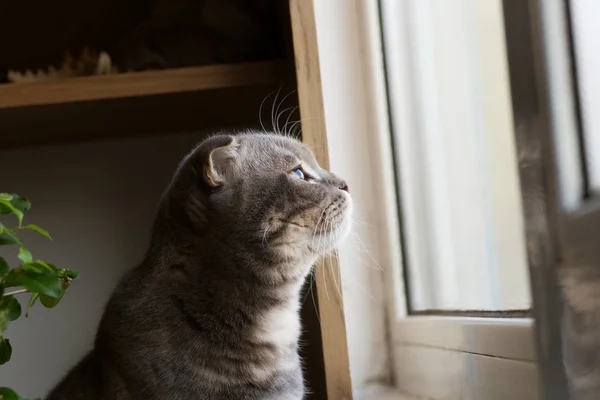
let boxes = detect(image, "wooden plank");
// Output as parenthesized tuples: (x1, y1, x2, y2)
(0, 60, 288, 109)
(289, 1, 354, 399)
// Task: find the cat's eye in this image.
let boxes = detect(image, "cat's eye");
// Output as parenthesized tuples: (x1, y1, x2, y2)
(292, 168, 305, 180)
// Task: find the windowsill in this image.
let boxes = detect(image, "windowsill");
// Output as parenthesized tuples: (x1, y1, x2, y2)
(356, 384, 424, 400)
(390, 316, 538, 399)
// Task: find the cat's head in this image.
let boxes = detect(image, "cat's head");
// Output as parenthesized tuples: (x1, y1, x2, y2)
(167, 132, 352, 279)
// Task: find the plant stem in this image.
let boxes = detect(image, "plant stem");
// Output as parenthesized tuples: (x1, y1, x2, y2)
(2, 288, 29, 297)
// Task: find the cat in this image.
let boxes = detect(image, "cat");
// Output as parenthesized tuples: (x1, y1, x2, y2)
(46, 131, 352, 400)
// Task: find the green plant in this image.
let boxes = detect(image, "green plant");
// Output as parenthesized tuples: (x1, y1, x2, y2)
(0, 193, 78, 400)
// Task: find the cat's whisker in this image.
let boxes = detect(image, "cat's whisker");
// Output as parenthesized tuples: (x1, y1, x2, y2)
(303, 268, 314, 303)
(319, 216, 331, 255)
(329, 220, 344, 300)
(331, 250, 344, 300)
(350, 219, 369, 228)
(318, 219, 330, 300)
(311, 207, 327, 252)
(272, 89, 298, 136)
(276, 106, 298, 138)
(259, 89, 278, 134)
(271, 89, 296, 136)
(330, 240, 378, 301)
(321, 266, 330, 301)
(291, 120, 303, 138)
(347, 251, 382, 275)
(325, 219, 340, 299)
(332, 221, 346, 300)
(282, 106, 300, 137)
(262, 226, 271, 248)
(328, 249, 343, 301)
(341, 265, 377, 301)
(284, 115, 320, 141)
(348, 231, 384, 271)
(309, 271, 321, 323)
(270, 87, 282, 134)
(349, 214, 371, 228)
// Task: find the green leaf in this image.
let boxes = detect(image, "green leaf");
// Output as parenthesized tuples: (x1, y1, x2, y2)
(0, 236, 17, 246)
(0, 199, 23, 225)
(0, 309, 6, 333)
(0, 225, 22, 246)
(0, 386, 23, 400)
(17, 247, 32, 264)
(40, 275, 74, 308)
(0, 194, 31, 213)
(39, 294, 62, 308)
(3, 268, 62, 299)
(0, 296, 21, 322)
(20, 224, 52, 240)
(0, 387, 21, 400)
(63, 269, 79, 279)
(0, 337, 13, 365)
(25, 293, 39, 317)
(10, 195, 31, 213)
(32, 261, 59, 273)
(0, 258, 8, 277)
(0, 194, 30, 226)
(20, 261, 57, 274)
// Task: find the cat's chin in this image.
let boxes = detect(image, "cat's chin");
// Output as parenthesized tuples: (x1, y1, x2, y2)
(311, 214, 352, 256)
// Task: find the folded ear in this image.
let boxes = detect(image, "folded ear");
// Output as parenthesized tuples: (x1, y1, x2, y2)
(199, 135, 239, 187)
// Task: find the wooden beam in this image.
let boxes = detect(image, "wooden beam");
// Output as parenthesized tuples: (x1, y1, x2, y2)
(0, 61, 288, 109)
(289, 1, 354, 399)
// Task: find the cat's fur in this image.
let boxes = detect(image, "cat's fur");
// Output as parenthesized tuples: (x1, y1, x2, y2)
(46, 132, 352, 400)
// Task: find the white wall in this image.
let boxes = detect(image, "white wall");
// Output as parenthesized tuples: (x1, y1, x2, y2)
(313, 0, 395, 392)
(0, 133, 206, 397)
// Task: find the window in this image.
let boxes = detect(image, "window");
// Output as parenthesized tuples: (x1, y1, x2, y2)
(381, 0, 531, 312)
(569, 0, 600, 194)
(311, 0, 600, 397)
(377, 0, 538, 398)
(374, 0, 600, 398)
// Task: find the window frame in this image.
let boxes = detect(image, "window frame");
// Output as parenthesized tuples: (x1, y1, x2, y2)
(310, 0, 585, 398)
(503, 0, 600, 398)
(376, 0, 540, 398)
(381, 0, 532, 314)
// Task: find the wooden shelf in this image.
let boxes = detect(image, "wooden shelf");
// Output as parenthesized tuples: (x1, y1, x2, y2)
(0, 60, 297, 149)
(0, 60, 289, 109)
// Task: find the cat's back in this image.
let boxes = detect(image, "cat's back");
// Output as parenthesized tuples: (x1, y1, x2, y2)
(46, 265, 152, 400)
(46, 352, 105, 400)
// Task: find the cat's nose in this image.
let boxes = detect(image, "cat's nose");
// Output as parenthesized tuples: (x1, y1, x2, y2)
(339, 181, 349, 192)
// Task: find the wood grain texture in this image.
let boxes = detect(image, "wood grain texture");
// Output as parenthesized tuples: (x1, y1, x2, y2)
(0, 61, 288, 109)
(289, 1, 354, 399)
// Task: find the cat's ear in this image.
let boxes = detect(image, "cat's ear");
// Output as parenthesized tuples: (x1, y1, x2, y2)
(201, 135, 239, 187)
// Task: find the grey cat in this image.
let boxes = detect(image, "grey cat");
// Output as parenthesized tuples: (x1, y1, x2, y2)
(46, 132, 352, 400)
